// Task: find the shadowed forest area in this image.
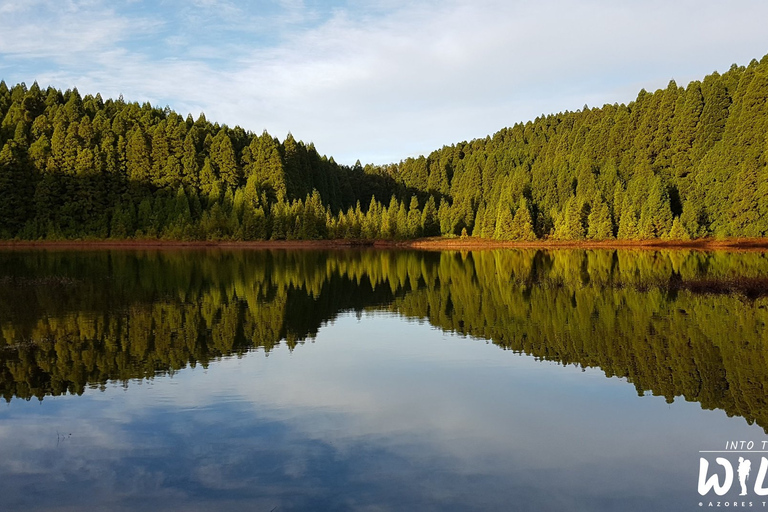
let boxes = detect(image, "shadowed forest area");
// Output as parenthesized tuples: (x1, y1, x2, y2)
(1, 249, 767, 432)
(1, 54, 768, 241)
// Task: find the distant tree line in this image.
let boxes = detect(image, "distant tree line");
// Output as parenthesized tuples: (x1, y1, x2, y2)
(1, 53, 768, 240)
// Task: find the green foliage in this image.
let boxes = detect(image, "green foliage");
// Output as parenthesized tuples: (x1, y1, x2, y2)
(553, 196, 585, 240)
(493, 204, 515, 240)
(509, 198, 536, 241)
(3, 52, 768, 240)
(421, 196, 439, 237)
(667, 217, 690, 240)
(587, 195, 613, 240)
(406, 195, 421, 238)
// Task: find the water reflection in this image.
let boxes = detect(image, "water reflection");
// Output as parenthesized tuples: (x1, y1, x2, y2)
(0, 313, 752, 512)
(1, 248, 768, 511)
(1, 249, 767, 431)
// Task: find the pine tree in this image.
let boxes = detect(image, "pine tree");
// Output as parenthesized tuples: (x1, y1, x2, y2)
(0, 140, 30, 234)
(617, 196, 638, 239)
(667, 217, 691, 240)
(386, 195, 399, 239)
(363, 196, 380, 239)
(493, 204, 515, 240)
(554, 196, 585, 240)
(472, 203, 486, 237)
(482, 203, 497, 239)
(509, 197, 536, 240)
(150, 121, 170, 185)
(181, 131, 200, 189)
(210, 130, 240, 190)
(679, 199, 703, 238)
(587, 195, 613, 240)
(126, 126, 151, 182)
(638, 178, 673, 238)
(110, 200, 135, 238)
(396, 201, 408, 240)
(407, 195, 421, 238)
(421, 196, 439, 237)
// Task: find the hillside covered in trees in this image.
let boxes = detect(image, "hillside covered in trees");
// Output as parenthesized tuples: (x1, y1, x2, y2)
(1, 53, 768, 241)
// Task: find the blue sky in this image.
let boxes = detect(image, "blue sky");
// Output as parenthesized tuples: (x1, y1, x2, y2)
(2, 0, 768, 165)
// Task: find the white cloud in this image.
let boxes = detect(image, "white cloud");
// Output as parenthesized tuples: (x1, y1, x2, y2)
(0, 0, 159, 60)
(2, 0, 768, 164)
(203, 0, 768, 163)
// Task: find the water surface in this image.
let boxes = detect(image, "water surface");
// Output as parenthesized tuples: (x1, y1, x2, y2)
(1, 248, 767, 511)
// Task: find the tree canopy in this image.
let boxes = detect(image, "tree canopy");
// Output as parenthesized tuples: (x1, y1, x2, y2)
(2, 53, 768, 240)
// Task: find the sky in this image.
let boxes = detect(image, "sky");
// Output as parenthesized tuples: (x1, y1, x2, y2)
(1, 1, 768, 165)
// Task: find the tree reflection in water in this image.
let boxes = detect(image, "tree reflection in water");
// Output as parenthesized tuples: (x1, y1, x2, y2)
(1, 248, 767, 431)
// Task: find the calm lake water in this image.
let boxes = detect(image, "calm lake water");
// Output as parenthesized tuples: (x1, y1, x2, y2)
(1, 248, 768, 511)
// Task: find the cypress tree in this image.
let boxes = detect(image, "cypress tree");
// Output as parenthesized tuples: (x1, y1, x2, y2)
(407, 196, 421, 238)
(396, 201, 408, 240)
(0, 141, 29, 235)
(509, 197, 536, 241)
(421, 196, 439, 237)
(493, 205, 515, 241)
(126, 126, 151, 182)
(617, 196, 638, 240)
(210, 130, 240, 190)
(638, 179, 673, 238)
(554, 196, 585, 240)
(667, 217, 690, 240)
(587, 195, 613, 240)
(438, 199, 452, 235)
(386, 195, 399, 239)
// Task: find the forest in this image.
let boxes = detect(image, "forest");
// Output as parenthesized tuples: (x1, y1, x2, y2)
(1, 53, 768, 240)
(1, 249, 767, 431)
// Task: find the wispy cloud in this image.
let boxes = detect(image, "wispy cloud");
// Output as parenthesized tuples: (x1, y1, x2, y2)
(0, 0, 159, 59)
(2, 0, 768, 164)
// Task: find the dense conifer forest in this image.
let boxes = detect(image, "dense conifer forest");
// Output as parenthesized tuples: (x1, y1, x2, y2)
(1, 53, 767, 241)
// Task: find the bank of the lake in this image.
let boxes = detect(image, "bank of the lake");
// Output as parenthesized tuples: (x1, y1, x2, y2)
(1, 236, 768, 252)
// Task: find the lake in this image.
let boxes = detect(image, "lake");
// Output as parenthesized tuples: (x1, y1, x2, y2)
(1, 248, 767, 511)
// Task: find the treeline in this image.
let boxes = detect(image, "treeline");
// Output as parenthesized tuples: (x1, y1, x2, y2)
(1, 53, 768, 240)
(1, 249, 768, 431)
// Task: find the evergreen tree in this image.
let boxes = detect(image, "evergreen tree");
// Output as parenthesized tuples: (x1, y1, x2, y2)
(0, 140, 30, 234)
(210, 130, 240, 190)
(617, 196, 639, 239)
(493, 204, 515, 241)
(554, 196, 585, 240)
(638, 178, 674, 238)
(385, 195, 399, 239)
(587, 195, 613, 240)
(407, 196, 421, 238)
(126, 126, 151, 182)
(667, 217, 691, 240)
(421, 196, 439, 237)
(509, 197, 536, 241)
(396, 201, 408, 240)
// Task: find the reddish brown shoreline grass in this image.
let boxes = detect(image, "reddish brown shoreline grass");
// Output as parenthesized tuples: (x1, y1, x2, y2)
(0, 237, 767, 252)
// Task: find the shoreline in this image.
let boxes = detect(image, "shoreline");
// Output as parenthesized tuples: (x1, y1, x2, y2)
(0, 237, 767, 252)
